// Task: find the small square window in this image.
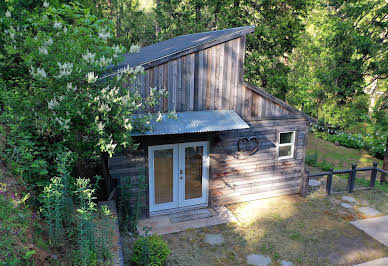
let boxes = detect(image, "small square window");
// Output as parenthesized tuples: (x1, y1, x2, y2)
(280, 132, 293, 144)
(278, 131, 295, 160)
(279, 146, 292, 157)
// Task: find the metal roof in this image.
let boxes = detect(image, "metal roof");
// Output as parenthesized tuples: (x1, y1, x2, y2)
(105, 26, 255, 77)
(131, 110, 249, 136)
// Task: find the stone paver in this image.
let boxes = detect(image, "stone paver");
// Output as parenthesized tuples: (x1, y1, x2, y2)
(341, 196, 357, 203)
(204, 234, 224, 245)
(246, 254, 272, 266)
(280, 260, 293, 266)
(354, 257, 388, 266)
(137, 206, 238, 235)
(340, 202, 353, 209)
(351, 215, 388, 247)
(358, 207, 381, 217)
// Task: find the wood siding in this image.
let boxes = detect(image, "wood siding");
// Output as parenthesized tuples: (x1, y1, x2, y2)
(109, 117, 309, 213)
(210, 118, 308, 205)
(130, 37, 246, 113)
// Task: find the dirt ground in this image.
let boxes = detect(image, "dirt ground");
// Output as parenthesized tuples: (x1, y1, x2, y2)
(159, 193, 388, 266)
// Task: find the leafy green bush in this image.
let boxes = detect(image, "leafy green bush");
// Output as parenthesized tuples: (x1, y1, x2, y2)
(311, 123, 386, 159)
(131, 234, 171, 266)
(305, 153, 334, 171)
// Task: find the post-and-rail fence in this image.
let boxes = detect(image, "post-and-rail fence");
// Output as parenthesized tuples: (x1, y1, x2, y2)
(302, 162, 388, 196)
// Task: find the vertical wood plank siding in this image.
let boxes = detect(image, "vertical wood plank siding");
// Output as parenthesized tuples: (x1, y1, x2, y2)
(127, 36, 294, 118)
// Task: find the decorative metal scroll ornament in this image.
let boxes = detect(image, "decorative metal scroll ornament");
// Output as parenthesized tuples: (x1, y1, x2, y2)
(237, 136, 259, 156)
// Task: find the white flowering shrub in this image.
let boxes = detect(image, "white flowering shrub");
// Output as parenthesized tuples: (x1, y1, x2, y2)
(0, 3, 160, 183)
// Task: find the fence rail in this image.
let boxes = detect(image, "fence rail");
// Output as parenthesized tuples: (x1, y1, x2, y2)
(304, 162, 388, 195)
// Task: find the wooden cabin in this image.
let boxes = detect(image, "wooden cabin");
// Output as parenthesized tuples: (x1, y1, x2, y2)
(108, 26, 313, 217)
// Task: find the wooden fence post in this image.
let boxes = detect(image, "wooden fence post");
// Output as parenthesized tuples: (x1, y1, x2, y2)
(370, 162, 378, 188)
(326, 168, 333, 195)
(348, 164, 357, 193)
(301, 170, 310, 197)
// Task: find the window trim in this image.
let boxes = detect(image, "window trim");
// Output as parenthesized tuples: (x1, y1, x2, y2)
(277, 131, 296, 160)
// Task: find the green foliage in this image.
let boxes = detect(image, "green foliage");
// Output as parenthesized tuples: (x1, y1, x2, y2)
(39, 176, 65, 245)
(311, 123, 387, 159)
(287, 0, 387, 130)
(38, 151, 74, 245)
(74, 178, 97, 266)
(73, 178, 115, 265)
(95, 205, 115, 264)
(305, 153, 334, 171)
(0, 3, 161, 197)
(118, 173, 146, 232)
(0, 192, 34, 265)
(155, 0, 310, 100)
(131, 234, 171, 266)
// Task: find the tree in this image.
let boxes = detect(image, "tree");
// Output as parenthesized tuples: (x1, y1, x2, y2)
(155, 0, 310, 100)
(0, 3, 160, 185)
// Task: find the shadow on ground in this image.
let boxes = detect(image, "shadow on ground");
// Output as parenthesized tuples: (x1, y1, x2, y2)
(157, 194, 388, 266)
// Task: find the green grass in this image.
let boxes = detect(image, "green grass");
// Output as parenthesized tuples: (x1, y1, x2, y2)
(307, 133, 383, 170)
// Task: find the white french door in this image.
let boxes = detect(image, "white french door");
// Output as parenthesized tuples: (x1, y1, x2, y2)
(148, 141, 209, 213)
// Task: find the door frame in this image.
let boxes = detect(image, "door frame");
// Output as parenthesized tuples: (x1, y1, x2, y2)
(148, 141, 209, 214)
(178, 141, 209, 207)
(148, 144, 179, 212)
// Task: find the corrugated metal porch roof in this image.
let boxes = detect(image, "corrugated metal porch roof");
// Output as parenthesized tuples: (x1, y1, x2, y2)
(131, 110, 249, 136)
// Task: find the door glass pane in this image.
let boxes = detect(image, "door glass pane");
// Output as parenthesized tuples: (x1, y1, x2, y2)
(279, 145, 292, 157)
(185, 146, 203, 200)
(280, 132, 293, 144)
(154, 149, 173, 204)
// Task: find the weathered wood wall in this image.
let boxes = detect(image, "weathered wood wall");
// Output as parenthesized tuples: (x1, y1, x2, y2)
(241, 83, 294, 118)
(109, 117, 308, 214)
(130, 36, 247, 113)
(210, 117, 308, 205)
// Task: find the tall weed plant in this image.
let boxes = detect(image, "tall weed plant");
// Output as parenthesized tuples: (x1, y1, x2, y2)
(118, 173, 146, 232)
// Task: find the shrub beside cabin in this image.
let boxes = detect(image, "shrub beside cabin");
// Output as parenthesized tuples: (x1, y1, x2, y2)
(108, 26, 313, 217)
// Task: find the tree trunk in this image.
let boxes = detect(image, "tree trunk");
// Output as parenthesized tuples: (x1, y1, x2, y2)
(383, 137, 388, 183)
(155, 0, 161, 38)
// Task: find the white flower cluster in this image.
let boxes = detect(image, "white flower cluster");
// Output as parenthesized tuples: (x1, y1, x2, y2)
(116, 65, 144, 81)
(30, 66, 47, 79)
(4, 26, 16, 41)
(39, 46, 48, 55)
(82, 50, 96, 63)
(56, 62, 73, 78)
(67, 82, 77, 92)
(113, 45, 124, 58)
(38, 38, 53, 55)
(43, 1, 49, 8)
(48, 95, 65, 110)
(98, 55, 112, 67)
(123, 118, 132, 131)
(105, 139, 117, 152)
(86, 72, 98, 83)
(6, 10, 11, 18)
(53, 21, 62, 30)
(48, 97, 59, 110)
(98, 28, 111, 41)
(129, 44, 140, 53)
(55, 116, 70, 130)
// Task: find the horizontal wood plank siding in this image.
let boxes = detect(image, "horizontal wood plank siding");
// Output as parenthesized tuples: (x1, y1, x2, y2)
(209, 117, 308, 206)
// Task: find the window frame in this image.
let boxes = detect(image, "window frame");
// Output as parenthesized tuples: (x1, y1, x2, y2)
(277, 131, 296, 160)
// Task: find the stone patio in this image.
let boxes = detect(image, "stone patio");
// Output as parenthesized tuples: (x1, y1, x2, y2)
(137, 206, 237, 235)
(351, 215, 388, 247)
